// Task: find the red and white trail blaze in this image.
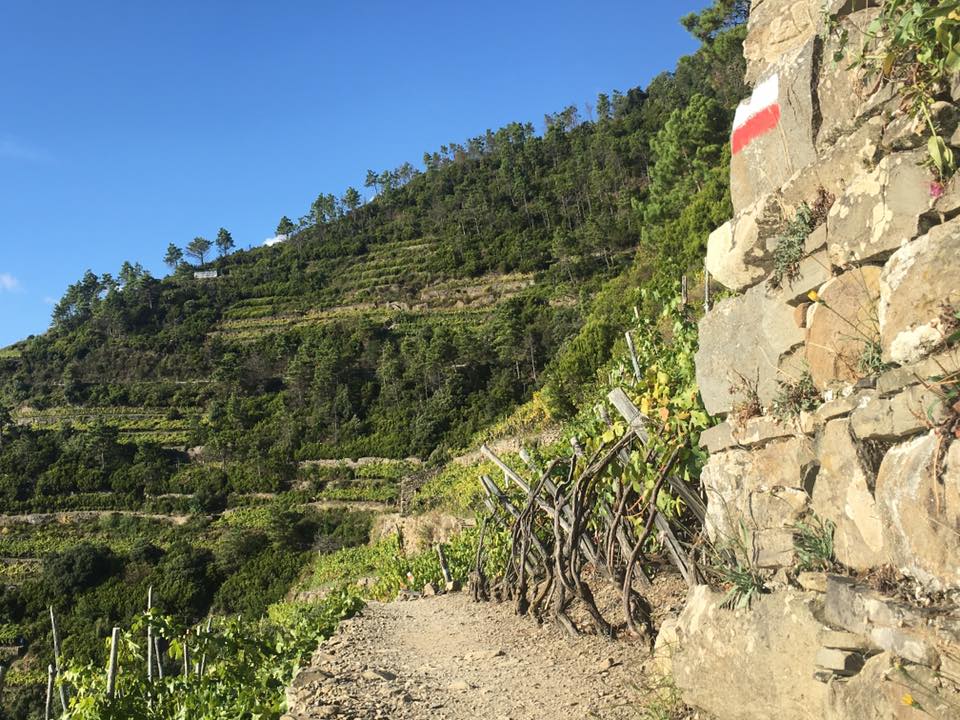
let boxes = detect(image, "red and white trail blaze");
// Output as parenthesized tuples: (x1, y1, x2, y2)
(731, 74, 780, 154)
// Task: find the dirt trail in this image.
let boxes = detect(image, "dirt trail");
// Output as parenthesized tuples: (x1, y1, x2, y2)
(283, 592, 660, 720)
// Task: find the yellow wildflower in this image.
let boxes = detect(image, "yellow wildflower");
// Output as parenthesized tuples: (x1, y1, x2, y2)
(901, 693, 916, 707)
(807, 290, 819, 303)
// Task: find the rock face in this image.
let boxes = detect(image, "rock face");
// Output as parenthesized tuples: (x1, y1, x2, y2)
(826, 652, 954, 720)
(879, 218, 960, 365)
(875, 433, 960, 590)
(742, 0, 823, 85)
(811, 419, 886, 570)
(826, 150, 933, 267)
(702, 437, 817, 567)
(731, 42, 818, 212)
(815, 7, 893, 150)
(695, 282, 805, 416)
(680, 0, 960, 716)
(805, 267, 881, 390)
(672, 586, 828, 720)
(849, 385, 946, 442)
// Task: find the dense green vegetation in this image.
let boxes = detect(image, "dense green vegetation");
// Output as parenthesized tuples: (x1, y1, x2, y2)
(0, 1, 747, 716)
(0, 502, 372, 719)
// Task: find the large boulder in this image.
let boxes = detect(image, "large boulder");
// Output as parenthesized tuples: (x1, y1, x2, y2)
(695, 281, 806, 416)
(879, 217, 960, 365)
(731, 41, 819, 213)
(827, 652, 954, 720)
(672, 585, 828, 720)
(811, 419, 887, 569)
(875, 433, 960, 590)
(743, 0, 821, 84)
(850, 386, 948, 442)
(702, 437, 818, 568)
(706, 193, 784, 291)
(826, 150, 934, 267)
(805, 266, 881, 391)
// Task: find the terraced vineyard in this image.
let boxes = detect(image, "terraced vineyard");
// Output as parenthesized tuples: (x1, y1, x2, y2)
(212, 232, 540, 342)
(298, 457, 423, 506)
(14, 406, 197, 446)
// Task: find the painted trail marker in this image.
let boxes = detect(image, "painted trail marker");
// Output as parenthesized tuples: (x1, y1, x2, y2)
(732, 74, 780, 154)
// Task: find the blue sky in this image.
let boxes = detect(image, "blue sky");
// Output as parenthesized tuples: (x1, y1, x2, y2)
(0, 0, 710, 347)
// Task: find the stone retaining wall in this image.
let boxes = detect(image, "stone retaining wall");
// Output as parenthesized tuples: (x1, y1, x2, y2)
(669, 2, 960, 718)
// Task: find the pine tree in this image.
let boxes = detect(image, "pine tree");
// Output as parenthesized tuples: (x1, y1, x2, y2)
(185, 237, 212, 266)
(163, 243, 183, 270)
(216, 228, 235, 257)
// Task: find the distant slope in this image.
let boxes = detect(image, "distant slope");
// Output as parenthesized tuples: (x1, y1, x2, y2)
(0, 13, 745, 493)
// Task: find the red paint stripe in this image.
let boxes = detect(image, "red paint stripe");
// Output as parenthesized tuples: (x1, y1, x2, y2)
(731, 104, 781, 154)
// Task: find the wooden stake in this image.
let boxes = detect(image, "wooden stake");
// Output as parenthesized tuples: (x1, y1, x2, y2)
(49, 607, 68, 712)
(606, 388, 649, 442)
(106, 628, 120, 699)
(182, 638, 190, 678)
(199, 618, 212, 677)
(704, 263, 711, 312)
(153, 638, 164, 679)
(45, 664, 54, 720)
(681, 274, 688, 306)
(436, 545, 453, 585)
(624, 332, 642, 383)
(146, 587, 153, 684)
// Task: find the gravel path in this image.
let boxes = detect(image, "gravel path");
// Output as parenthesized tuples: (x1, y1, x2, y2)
(283, 591, 662, 720)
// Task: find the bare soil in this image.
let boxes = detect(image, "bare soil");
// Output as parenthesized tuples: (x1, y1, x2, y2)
(284, 584, 693, 720)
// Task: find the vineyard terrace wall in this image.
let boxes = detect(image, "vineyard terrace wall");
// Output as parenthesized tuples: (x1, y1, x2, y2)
(662, 2, 960, 719)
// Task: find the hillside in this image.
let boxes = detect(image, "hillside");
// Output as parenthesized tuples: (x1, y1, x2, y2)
(0, 2, 747, 718)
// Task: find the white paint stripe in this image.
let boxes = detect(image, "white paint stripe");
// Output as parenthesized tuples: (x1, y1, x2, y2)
(733, 74, 779, 130)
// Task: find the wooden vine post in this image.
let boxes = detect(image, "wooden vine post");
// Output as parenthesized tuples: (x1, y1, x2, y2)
(106, 627, 120, 699)
(704, 263, 711, 312)
(436, 544, 454, 588)
(200, 617, 212, 676)
(49, 606, 68, 713)
(624, 331, 642, 383)
(44, 664, 54, 720)
(153, 638, 164, 680)
(146, 586, 153, 684)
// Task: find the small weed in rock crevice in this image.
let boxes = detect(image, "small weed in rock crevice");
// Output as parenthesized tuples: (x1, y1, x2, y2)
(704, 521, 769, 610)
(771, 372, 820, 421)
(939, 303, 960, 348)
(809, 185, 836, 227)
(857, 339, 888, 376)
(730, 371, 763, 425)
(768, 188, 835, 291)
(839, 0, 960, 180)
(792, 514, 836, 572)
(768, 204, 814, 290)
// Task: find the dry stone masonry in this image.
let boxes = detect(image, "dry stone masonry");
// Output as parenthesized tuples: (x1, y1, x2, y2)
(675, 1, 960, 718)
